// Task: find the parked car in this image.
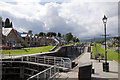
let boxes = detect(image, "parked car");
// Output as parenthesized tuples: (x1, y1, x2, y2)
(0, 45, 11, 50)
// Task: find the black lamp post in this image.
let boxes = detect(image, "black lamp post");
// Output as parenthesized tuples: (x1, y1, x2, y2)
(102, 15, 109, 72)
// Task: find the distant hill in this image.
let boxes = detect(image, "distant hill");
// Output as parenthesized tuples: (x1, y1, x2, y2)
(81, 37, 113, 42)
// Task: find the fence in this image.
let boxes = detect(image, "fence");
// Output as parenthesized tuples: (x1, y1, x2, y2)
(27, 66, 59, 80)
(21, 55, 72, 69)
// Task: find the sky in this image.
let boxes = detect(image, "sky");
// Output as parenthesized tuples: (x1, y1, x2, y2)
(0, 0, 119, 40)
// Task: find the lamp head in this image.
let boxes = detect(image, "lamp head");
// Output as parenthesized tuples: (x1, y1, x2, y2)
(102, 15, 107, 24)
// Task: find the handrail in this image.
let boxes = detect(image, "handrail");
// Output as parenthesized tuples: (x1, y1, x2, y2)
(22, 55, 72, 69)
(27, 66, 53, 79)
(27, 66, 59, 80)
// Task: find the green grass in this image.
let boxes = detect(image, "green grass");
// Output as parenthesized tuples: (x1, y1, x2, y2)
(92, 44, 120, 63)
(75, 42, 82, 45)
(1, 46, 55, 56)
(63, 42, 82, 47)
(63, 43, 74, 47)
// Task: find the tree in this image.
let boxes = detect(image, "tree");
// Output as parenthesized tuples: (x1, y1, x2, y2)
(72, 37, 77, 42)
(65, 32, 73, 43)
(10, 22, 13, 28)
(47, 32, 56, 37)
(76, 38, 79, 42)
(5, 18, 11, 28)
(2, 21, 4, 27)
(34, 34, 38, 36)
(72, 37, 79, 42)
(39, 32, 46, 37)
(58, 32, 61, 37)
(62, 34, 65, 38)
(28, 30, 32, 34)
(112, 41, 115, 47)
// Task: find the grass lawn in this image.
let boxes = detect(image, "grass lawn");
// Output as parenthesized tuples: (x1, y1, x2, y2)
(75, 42, 82, 45)
(1, 46, 55, 56)
(92, 44, 120, 63)
(63, 43, 74, 47)
(63, 42, 81, 47)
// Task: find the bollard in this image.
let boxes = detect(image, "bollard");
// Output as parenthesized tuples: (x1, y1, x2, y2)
(99, 58, 100, 62)
(92, 67, 95, 74)
(103, 62, 109, 72)
(78, 62, 92, 80)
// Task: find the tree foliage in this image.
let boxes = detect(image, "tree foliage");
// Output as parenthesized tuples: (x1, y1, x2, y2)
(5, 18, 12, 28)
(62, 34, 65, 38)
(47, 32, 56, 37)
(65, 32, 73, 43)
(28, 30, 32, 34)
(10, 22, 13, 28)
(58, 32, 61, 37)
(34, 34, 38, 36)
(2, 21, 4, 27)
(39, 32, 46, 37)
(76, 38, 79, 42)
(72, 37, 77, 42)
(72, 37, 79, 42)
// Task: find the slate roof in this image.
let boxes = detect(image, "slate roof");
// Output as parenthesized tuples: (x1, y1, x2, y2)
(2, 27, 12, 36)
(21, 34, 27, 37)
(35, 36, 38, 38)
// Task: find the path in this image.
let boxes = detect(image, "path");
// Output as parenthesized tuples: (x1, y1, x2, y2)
(57, 46, 118, 80)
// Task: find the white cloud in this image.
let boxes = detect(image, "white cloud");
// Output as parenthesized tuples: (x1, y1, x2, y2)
(0, 0, 118, 39)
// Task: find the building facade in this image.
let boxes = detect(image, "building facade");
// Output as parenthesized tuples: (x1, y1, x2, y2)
(2, 27, 21, 47)
(20, 33, 58, 47)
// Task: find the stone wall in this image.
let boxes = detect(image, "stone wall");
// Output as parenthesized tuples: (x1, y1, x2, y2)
(2, 61, 49, 80)
(41, 45, 85, 61)
(2, 45, 85, 62)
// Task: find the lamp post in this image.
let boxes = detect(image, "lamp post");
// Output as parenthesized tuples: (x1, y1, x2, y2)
(102, 15, 109, 72)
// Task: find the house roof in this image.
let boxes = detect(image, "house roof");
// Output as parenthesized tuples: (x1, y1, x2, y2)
(2, 27, 12, 36)
(21, 34, 27, 37)
(35, 36, 38, 38)
(32, 35, 34, 38)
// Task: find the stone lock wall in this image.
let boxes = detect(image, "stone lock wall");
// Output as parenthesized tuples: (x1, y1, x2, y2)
(42, 45, 85, 61)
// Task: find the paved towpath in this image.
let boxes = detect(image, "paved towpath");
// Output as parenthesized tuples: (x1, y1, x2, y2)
(57, 46, 119, 80)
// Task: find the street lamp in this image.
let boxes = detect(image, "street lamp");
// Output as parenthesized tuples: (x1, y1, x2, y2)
(102, 15, 109, 72)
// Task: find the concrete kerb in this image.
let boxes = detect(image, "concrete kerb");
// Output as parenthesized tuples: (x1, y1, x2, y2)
(113, 60, 119, 64)
(73, 47, 87, 63)
(71, 47, 88, 70)
(49, 45, 59, 52)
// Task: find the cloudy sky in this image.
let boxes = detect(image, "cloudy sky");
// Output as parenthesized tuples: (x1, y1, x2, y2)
(0, 0, 119, 39)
